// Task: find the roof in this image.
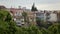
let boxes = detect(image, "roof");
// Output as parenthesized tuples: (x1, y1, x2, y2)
(0, 5, 6, 9)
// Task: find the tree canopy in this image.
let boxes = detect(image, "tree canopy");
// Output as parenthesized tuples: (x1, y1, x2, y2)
(31, 3, 38, 11)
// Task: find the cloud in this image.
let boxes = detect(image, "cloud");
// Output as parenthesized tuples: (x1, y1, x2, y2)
(35, 3, 60, 10)
(0, 0, 60, 10)
(24, 3, 60, 10)
(35, 0, 60, 4)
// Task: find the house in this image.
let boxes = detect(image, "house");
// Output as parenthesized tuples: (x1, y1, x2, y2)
(48, 13, 57, 22)
(36, 10, 58, 22)
(46, 11, 57, 22)
(0, 5, 6, 10)
(10, 7, 25, 26)
(26, 11, 36, 25)
(36, 11, 46, 22)
(10, 7, 36, 26)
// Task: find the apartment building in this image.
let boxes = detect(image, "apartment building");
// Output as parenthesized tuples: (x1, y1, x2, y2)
(46, 11, 57, 22)
(10, 7, 25, 26)
(36, 11, 46, 22)
(36, 10, 58, 22)
(26, 11, 36, 25)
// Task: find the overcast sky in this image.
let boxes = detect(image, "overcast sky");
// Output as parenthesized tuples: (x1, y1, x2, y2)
(0, 0, 60, 10)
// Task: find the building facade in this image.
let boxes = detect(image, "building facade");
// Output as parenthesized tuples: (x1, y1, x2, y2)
(36, 11, 46, 22)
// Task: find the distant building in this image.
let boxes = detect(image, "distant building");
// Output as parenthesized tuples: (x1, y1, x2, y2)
(46, 11, 51, 22)
(46, 11, 57, 22)
(26, 11, 36, 25)
(57, 11, 60, 22)
(9, 6, 59, 26)
(10, 7, 25, 26)
(0, 5, 6, 10)
(36, 11, 46, 23)
(9, 7, 35, 26)
(48, 13, 57, 22)
(36, 10, 58, 22)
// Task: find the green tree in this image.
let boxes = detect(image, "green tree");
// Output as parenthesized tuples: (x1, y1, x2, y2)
(48, 23, 60, 34)
(31, 3, 38, 11)
(8, 21, 17, 34)
(22, 11, 30, 26)
(36, 17, 42, 27)
(41, 28, 48, 34)
(0, 10, 17, 34)
(5, 13, 12, 22)
(0, 10, 9, 21)
(22, 11, 27, 22)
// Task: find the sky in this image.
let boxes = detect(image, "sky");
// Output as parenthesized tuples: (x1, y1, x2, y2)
(0, 0, 60, 10)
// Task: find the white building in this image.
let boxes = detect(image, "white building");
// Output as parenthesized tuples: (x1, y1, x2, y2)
(36, 11, 57, 22)
(45, 11, 57, 22)
(48, 13, 57, 22)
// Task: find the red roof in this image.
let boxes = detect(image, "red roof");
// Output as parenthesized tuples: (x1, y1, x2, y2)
(10, 8, 23, 15)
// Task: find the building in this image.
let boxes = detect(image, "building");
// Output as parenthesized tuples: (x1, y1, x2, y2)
(10, 7, 25, 26)
(26, 11, 36, 25)
(36, 10, 58, 22)
(0, 5, 6, 9)
(10, 7, 36, 26)
(56, 10, 60, 22)
(46, 11, 57, 22)
(9, 6, 59, 26)
(36, 11, 46, 22)
(48, 13, 57, 22)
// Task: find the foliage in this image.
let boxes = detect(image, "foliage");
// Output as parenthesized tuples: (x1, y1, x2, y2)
(48, 23, 60, 34)
(0, 10, 17, 34)
(15, 25, 42, 34)
(22, 11, 27, 22)
(31, 3, 38, 11)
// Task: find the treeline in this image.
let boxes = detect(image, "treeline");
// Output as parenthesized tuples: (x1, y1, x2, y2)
(0, 10, 60, 34)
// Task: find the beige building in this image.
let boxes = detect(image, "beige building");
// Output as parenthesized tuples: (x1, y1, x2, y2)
(26, 11, 36, 25)
(9, 7, 37, 26)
